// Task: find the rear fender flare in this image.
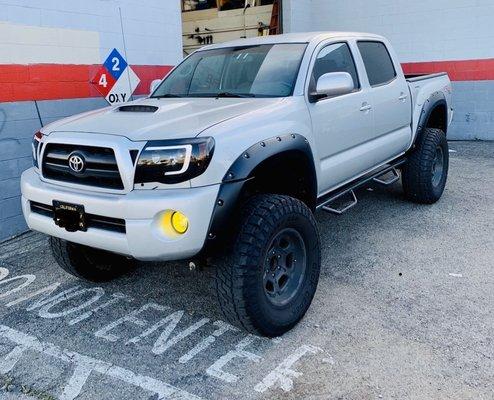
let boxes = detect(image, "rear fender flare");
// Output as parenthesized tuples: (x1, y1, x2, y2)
(412, 91, 447, 148)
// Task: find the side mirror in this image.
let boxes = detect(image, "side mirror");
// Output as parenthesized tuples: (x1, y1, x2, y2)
(310, 72, 354, 102)
(150, 79, 162, 94)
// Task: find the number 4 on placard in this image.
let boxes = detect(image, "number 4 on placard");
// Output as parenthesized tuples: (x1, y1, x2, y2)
(99, 74, 108, 88)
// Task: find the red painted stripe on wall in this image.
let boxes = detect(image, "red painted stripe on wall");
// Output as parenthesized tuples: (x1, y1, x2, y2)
(402, 58, 494, 81)
(132, 65, 174, 96)
(1, 59, 493, 102)
(0, 64, 173, 102)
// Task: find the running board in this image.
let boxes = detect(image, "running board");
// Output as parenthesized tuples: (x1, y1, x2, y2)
(317, 158, 406, 215)
(321, 190, 357, 215)
(373, 167, 400, 186)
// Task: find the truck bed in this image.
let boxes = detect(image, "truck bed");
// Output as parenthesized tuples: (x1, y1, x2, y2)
(406, 72, 452, 147)
(405, 72, 448, 82)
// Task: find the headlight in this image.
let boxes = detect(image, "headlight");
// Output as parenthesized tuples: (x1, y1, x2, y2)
(135, 138, 215, 184)
(32, 131, 43, 168)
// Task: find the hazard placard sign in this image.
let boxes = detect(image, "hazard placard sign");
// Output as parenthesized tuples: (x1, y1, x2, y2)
(91, 49, 140, 105)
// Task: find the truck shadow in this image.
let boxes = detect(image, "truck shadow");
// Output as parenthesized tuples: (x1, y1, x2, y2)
(313, 179, 439, 285)
(0, 180, 420, 323)
(117, 180, 409, 318)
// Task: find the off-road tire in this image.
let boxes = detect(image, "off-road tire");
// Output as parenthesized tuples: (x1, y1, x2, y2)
(214, 194, 321, 337)
(50, 237, 135, 282)
(402, 128, 449, 204)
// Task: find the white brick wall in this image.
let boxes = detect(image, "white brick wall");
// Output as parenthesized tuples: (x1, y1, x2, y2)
(0, 1, 183, 241)
(281, 0, 494, 141)
(284, 0, 494, 63)
(0, 22, 101, 64)
(282, 0, 313, 33)
(0, 0, 183, 66)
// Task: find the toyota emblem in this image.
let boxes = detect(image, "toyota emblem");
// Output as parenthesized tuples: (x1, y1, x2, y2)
(68, 153, 85, 173)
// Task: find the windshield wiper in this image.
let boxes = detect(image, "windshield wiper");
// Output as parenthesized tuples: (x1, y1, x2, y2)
(152, 94, 183, 98)
(215, 92, 256, 98)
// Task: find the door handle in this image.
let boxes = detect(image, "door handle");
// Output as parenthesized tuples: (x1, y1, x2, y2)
(360, 104, 372, 112)
(398, 93, 408, 101)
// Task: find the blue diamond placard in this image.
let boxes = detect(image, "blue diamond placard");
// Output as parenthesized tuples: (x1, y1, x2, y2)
(103, 48, 128, 80)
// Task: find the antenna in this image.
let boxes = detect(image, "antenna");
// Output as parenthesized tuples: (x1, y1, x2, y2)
(118, 6, 134, 102)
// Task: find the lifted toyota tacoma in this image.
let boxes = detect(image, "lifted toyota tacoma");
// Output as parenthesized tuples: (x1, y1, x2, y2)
(22, 32, 452, 336)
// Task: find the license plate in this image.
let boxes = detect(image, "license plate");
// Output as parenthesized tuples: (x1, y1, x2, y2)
(53, 201, 87, 232)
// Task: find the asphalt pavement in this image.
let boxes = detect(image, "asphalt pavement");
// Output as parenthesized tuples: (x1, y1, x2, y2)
(0, 141, 492, 400)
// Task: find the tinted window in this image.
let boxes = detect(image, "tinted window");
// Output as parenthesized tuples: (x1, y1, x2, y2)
(312, 43, 359, 92)
(182, 0, 217, 11)
(189, 54, 226, 93)
(152, 43, 307, 98)
(357, 41, 396, 86)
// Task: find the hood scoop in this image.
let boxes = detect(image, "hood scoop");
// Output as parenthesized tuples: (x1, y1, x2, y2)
(118, 105, 159, 113)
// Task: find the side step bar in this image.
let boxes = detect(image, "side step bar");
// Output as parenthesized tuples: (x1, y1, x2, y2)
(321, 190, 358, 215)
(317, 158, 406, 215)
(373, 167, 400, 186)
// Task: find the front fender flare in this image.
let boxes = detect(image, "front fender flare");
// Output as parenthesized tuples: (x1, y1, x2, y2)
(203, 133, 316, 254)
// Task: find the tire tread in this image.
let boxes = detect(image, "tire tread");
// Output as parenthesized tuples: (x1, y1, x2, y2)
(214, 194, 320, 336)
(402, 128, 448, 204)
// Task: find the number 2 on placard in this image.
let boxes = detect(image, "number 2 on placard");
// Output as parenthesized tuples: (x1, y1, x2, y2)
(112, 57, 120, 72)
(99, 74, 108, 88)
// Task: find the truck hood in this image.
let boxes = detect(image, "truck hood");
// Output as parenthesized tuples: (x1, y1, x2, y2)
(44, 97, 285, 141)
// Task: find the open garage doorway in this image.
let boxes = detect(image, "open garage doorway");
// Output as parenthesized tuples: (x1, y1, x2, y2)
(181, 0, 282, 56)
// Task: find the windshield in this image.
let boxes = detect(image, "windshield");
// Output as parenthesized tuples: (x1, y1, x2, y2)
(151, 43, 307, 98)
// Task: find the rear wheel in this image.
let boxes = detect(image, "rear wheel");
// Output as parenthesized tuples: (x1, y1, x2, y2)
(50, 237, 135, 282)
(214, 194, 321, 337)
(402, 128, 449, 204)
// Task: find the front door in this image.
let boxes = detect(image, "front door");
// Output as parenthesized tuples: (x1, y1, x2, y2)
(307, 41, 374, 194)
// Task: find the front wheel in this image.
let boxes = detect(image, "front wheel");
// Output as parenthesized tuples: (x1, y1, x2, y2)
(214, 194, 321, 337)
(402, 128, 449, 204)
(50, 237, 135, 282)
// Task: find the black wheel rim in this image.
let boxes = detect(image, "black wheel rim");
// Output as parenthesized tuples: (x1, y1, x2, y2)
(263, 228, 307, 307)
(432, 145, 445, 187)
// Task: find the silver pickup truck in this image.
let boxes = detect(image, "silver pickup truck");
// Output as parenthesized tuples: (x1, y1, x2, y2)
(22, 32, 453, 336)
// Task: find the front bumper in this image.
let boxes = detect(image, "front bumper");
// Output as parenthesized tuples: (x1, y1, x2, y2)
(21, 168, 219, 261)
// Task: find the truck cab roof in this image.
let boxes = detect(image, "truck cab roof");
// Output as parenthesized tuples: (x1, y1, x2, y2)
(201, 31, 387, 50)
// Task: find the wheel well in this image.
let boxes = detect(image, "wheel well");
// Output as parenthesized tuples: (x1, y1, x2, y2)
(241, 150, 317, 211)
(426, 104, 447, 134)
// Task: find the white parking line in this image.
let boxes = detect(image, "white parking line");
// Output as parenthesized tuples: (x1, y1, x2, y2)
(69, 292, 132, 325)
(0, 324, 203, 400)
(5, 282, 62, 308)
(254, 344, 323, 393)
(37, 287, 105, 319)
(95, 302, 168, 342)
(0, 344, 26, 374)
(0, 264, 328, 396)
(206, 335, 262, 383)
(60, 364, 93, 400)
(179, 320, 237, 364)
(0, 268, 8, 281)
(0, 274, 36, 300)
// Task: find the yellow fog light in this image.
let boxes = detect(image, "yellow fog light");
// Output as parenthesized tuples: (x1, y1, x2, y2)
(171, 211, 188, 234)
(154, 210, 189, 239)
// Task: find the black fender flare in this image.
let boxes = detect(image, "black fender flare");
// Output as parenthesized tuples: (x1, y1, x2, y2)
(202, 133, 316, 254)
(412, 91, 448, 149)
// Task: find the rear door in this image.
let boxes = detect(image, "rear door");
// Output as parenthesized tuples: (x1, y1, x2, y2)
(356, 41, 412, 161)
